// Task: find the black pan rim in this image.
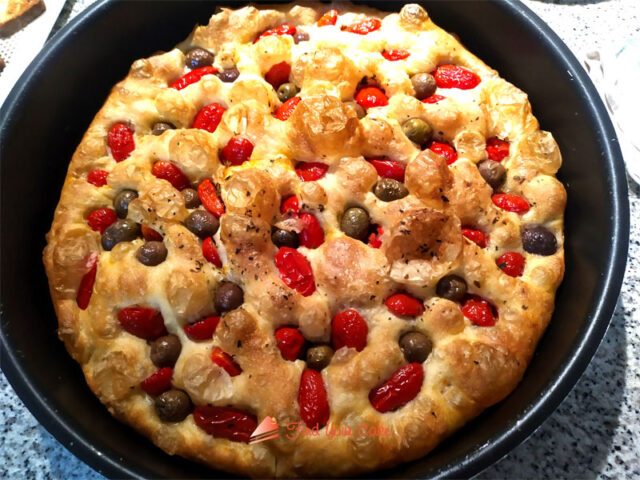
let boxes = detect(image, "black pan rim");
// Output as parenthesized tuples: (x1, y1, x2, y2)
(0, 0, 630, 478)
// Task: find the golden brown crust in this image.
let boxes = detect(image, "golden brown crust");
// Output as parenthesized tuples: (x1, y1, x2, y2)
(43, 2, 565, 477)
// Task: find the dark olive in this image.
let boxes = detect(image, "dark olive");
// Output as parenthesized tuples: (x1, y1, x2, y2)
(271, 227, 299, 249)
(214, 282, 244, 313)
(345, 101, 366, 119)
(185, 47, 214, 69)
(341, 207, 370, 241)
(154, 390, 192, 422)
(150, 334, 182, 368)
(136, 241, 168, 266)
(399, 332, 433, 363)
(184, 210, 219, 239)
(217, 67, 239, 83)
(306, 345, 334, 371)
(113, 189, 138, 219)
(477, 160, 506, 190)
(411, 72, 437, 100)
(277, 83, 299, 103)
(402, 118, 432, 146)
(522, 225, 557, 256)
(181, 188, 200, 209)
(436, 274, 467, 303)
(374, 178, 409, 202)
(151, 122, 175, 136)
(293, 30, 310, 44)
(101, 219, 140, 251)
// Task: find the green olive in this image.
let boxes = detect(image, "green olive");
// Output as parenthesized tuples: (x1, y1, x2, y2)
(277, 83, 299, 103)
(402, 118, 432, 146)
(306, 345, 334, 371)
(374, 178, 409, 202)
(341, 207, 370, 241)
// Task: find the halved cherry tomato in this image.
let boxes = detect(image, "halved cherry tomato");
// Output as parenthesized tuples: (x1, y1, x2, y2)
(296, 162, 328, 182)
(220, 137, 254, 166)
(184, 316, 220, 341)
(108, 122, 135, 162)
(140, 367, 173, 396)
(152, 161, 190, 190)
(317, 9, 338, 26)
(87, 208, 117, 234)
(202, 237, 222, 267)
(87, 169, 109, 187)
(422, 94, 446, 104)
(275, 247, 315, 296)
(275, 327, 305, 361)
(193, 103, 226, 133)
(429, 141, 458, 165)
(265, 61, 291, 89)
(369, 362, 424, 413)
(299, 213, 324, 249)
(298, 369, 330, 428)
(368, 159, 405, 182)
(118, 307, 167, 340)
(496, 252, 525, 277)
(382, 49, 410, 61)
(492, 193, 530, 214)
(76, 254, 98, 310)
(462, 228, 487, 248)
(254, 24, 297, 43)
(198, 179, 225, 218)
(342, 18, 381, 35)
(486, 137, 510, 162)
(170, 66, 218, 90)
(332, 309, 368, 352)
(193, 406, 257, 443)
(433, 64, 481, 90)
(280, 195, 299, 216)
(141, 225, 163, 241)
(385, 293, 424, 317)
(461, 295, 497, 326)
(275, 96, 301, 121)
(368, 226, 383, 248)
(211, 347, 242, 376)
(355, 87, 388, 109)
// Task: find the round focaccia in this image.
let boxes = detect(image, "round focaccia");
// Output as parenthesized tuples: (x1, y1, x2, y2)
(43, 2, 566, 477)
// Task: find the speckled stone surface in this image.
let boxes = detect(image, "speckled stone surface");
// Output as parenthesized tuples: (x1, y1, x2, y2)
(1, 0, 639, 478)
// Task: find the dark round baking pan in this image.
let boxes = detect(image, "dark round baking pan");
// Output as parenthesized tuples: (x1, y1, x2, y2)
(0, 0, 629, 478)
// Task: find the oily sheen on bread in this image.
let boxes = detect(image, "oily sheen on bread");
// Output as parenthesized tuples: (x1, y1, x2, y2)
(43, 3, 565, 477)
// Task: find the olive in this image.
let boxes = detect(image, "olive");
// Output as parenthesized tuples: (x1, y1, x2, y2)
(402, 118, 432, 146)
(522, 225, 557, 256)
(374, 178, 409, 202)
(214, 282, 244, 313)
(151, 122, 175, 136)
(150, 334, 182, 368)
(184, 210, 219, 239)
(217, 67, 239, 83)
(345, 101, 366, 119)
(113, 189, 138, 219)
(181, 188, 200, 209)
(399, 331, 433, 363)
(136, 241, 168, 266)
(436, 274, 467, 303)
(185, 47, 214, 69)
(411, 72, 437, 100)
(101, 219, 140, 251)
(477, 160, 506, 190)
(306, 345, 334, 371)
(271, 227, 299, 249)
(341, 207, 370, 241)
(277, 83, 299, 103)
(154, 389, 192, 422)
(293, 30, 310, 44)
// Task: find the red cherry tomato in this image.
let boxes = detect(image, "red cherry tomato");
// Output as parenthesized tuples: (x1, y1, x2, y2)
(275, 96, 301, 121)
(275, 327, 305, 361)
(184, 316, 220, 341)
(152, 161, 190, 190)
(193, 103, 226, 133)
(76, 254, 98, 310)
(87, 208, 117, 234)
(462, 228, 487, 248)
(342, 18, 381, 35)
(265, 61, 291, 89)
(275, 247, 315, 296)
(170, 66, 218, 90)
(385, 293, 424, 317)
(486, 137, 510, 162)
(299, 213, 324, 249)
(317, 9, 338, 26)
(254, 24, 297, 43)
(202, 237, 222, 267)
(211, 347, 242, 376)
(197, 179, 225, 218)
(369, 363, 424, 413)
(461, 295, 497, 326)
(193, 406, 257, 443)
(87, 169, 109, 187)
(280, 195, 300, 216)
(332, 310, 368, 352)
(296, 162, 328, 182)
(496, 252, 525, 277)
(368, 159, 405, 182)
(140, 367, 173, 396)
(433, 64, 481, 90)
(141, 225, 163, 241)
(355, 87, 388, 109)
(422, 94, 446, 104)
(368, 226, 383, 248)
(382, 49, 410, 61)
(118, 307, 167, 340)
(429, 141, 458, 165)
(298, 369, 330, 428)
(492, 193, 530, 214)
(220, 137, 254, 166)
(108, 122, 135, 162)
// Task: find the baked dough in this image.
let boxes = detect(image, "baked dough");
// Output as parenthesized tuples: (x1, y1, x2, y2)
(43, 3, 566, 477)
